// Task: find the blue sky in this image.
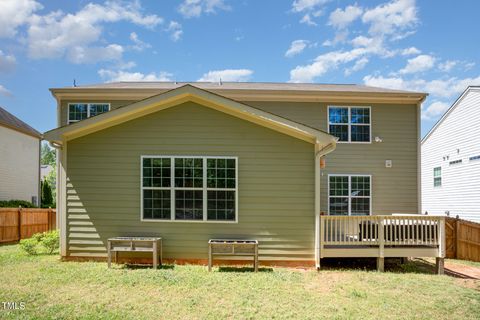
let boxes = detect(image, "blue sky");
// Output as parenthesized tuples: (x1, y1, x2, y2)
(0, 0, 479, 136)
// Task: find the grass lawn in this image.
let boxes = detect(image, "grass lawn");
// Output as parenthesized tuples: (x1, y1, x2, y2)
(0, 245, 479, 320)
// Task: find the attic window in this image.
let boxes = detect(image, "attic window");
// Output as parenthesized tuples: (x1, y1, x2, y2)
(469, 155, 480, 161)
(68, 103, 110, 124)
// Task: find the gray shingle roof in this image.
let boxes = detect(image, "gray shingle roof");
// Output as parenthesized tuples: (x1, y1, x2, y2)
(0, 106, 41, 138)
(54, 81, 426, 95)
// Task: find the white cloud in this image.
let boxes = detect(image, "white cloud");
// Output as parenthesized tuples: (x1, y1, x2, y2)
(0, 0, 42, 38)
(363, 74, 480, 98)
(293, 0, 328, 26)
(399, 54, 435, 74)
(290, 48, 366, 82)
(0, 85, 13, 97)
(344, 57, 369, 76)
(130, 32, 151, 51)
(178, 0, 230, 18)
(292, 0, 328, 12)
(421, 101, 450, 120)
(166, 21, 183, 41)
(27, 1, 162, 62)
(0, 50, 16, 72)
(198, 69, 253, 82)
(362, 0, 418, 36)
(98, 69, 173, 82)
(328, 4, 363, 29)
(285, 40, 309, 58)
(438, 60, 457, 72)
(67, 44, 124, 64)
(401, 47, 421, 56)
(351, 35, 373, 47)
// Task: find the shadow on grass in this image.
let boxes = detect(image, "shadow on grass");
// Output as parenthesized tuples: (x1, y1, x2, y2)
(121, 264, 175, 270)
(218, 266, 273, 273)
(319, 258, 437, 274)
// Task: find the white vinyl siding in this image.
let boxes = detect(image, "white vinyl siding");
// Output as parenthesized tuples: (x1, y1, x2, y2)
(422, 87, 480, 223)
(141, 156, 238, 223)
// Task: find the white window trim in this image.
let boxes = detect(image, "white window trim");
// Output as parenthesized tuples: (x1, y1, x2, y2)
(68, 103, 111, 124)
(327, 106, 372, 144)
(327, 174, 372, 216)
(433, 166, 442, 188)
(140, 155, 239, 224)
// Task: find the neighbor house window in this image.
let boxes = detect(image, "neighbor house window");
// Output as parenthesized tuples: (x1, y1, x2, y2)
(68, 103, 110, 124)
(433, 167, 442, 187)
(328, 106, 371, 142)
(141, 156, 237, 222)
(469, 155, 480, 161)
(449, 159, 462, 166)
(328, 175, 371, 215)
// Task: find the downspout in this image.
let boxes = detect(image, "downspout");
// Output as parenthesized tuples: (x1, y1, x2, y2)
(315, 141, 337, 269)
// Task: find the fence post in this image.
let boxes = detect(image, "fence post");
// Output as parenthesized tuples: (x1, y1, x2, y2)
(17, 206, 22, 241)
(455, 215, 460, 259)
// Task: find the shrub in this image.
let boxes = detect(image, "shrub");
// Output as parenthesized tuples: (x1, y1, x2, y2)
(41, 179, 54, 208)
(20, 238, 39, 255)
(19, 230, 59, 255)
(40, 230, 59, 254)
(0, 200, 37, 208)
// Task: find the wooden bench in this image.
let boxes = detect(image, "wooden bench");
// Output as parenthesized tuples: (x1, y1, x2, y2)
(107, 237, 162, 268)
(208, 239, 259, 272)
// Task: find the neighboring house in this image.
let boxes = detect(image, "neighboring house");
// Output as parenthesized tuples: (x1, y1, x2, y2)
(422, 86, 480, 223)
(0, 106, 42, 205)
(40, 164, 53, 181)
(43, 82, 426, 266)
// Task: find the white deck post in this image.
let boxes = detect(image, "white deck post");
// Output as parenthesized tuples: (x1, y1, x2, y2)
(436, 217, 446, 275)
(377, 217, 385, 272)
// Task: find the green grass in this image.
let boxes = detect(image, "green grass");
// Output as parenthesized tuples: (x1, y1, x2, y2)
(0, 245, 479, 320)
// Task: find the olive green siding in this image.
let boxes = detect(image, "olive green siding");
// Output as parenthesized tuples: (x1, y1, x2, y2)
(66, 102, 315, 261)
(246, 101, 419, 214)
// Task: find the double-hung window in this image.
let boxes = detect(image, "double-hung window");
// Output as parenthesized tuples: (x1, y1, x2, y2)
(328, 175, 371, 215)
(68, 103, 110, 124)
(328, 106, 371, 142)
(141, 156, 237, 222)
(433, 167, 442, 187)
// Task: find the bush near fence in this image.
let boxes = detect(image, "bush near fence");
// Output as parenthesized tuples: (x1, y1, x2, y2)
(0, 208, 56, 243)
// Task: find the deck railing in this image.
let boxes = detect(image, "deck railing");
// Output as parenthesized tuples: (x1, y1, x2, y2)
(319, 215, 446, 273)
(320, 215, 445, 247)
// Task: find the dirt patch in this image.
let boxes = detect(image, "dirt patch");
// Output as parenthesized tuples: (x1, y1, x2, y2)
(444, 261, 480, 279)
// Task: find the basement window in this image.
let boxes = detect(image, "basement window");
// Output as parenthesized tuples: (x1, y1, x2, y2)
(433, 167, 442, 187)
(328, 175, 371, 216)
(68, 103, 110, 124)
(328, 106, 371, 143)
(141, 156, 237, 222)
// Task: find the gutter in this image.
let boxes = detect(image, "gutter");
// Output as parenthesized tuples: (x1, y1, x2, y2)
(314, 141, 337, 269)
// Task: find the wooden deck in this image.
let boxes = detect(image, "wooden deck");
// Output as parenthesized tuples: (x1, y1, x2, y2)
(319, 215, 446, 273)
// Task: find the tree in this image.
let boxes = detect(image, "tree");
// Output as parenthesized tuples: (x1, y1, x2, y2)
(41, 179, 54, 208)
(41, 142, 56, 166)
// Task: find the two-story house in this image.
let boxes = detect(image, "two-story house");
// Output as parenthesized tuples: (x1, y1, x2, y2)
(422, 86, 480, 223)
(43, 82, 427, 267)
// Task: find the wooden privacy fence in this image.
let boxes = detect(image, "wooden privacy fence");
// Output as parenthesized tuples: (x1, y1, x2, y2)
(445, 216, 480, 262)
(0, 208, 56, 243)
